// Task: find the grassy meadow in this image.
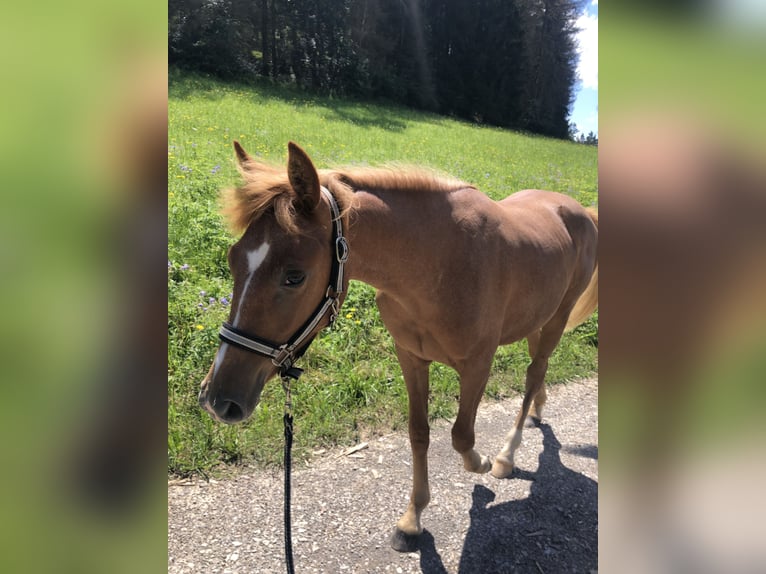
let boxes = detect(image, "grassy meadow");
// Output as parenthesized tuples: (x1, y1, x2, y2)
(168, 71, 598, 475)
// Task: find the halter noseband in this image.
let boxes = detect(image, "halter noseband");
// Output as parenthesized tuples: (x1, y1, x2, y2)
(218, 186, 349, 379)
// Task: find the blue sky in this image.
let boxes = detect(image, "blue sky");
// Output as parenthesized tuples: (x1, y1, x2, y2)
(570, 0, 598, 137)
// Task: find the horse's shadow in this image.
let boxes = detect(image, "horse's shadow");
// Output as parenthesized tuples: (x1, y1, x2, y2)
(417, 422, 598, 574)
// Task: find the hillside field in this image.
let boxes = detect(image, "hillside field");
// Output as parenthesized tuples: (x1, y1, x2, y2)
(168, 72, 598, 475)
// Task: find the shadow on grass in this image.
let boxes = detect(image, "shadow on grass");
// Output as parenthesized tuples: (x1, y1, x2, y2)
(169, 70, 448, 133)
(317, 100, 408, 132)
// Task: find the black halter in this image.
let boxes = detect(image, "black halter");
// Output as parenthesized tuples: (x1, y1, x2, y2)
(218, 186, 349, 380)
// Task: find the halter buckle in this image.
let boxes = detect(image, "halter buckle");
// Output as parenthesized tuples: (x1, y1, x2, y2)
(272, 345, 293, 369)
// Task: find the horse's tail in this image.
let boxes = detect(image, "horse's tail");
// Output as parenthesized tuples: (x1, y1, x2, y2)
(565, 207, 598, 331)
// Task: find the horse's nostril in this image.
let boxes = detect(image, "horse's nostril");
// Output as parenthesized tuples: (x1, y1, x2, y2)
(219, 400, 245, 423)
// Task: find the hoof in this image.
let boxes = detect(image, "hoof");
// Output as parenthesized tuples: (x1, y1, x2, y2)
(390, 527, 420, 552)
(476, 455, 492, 474)
(490, 457, 514, 479)
(524, 415, 541, 428)
(463, 452, 492, 474)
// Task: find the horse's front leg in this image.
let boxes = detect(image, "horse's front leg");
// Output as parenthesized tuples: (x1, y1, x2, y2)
(390, 345, 432, 552)
(452, 359, 493, 474)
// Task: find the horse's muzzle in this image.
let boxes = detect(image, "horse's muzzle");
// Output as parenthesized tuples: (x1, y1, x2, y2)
(198, 376, 259, 424)
(199, 391, 247, 424)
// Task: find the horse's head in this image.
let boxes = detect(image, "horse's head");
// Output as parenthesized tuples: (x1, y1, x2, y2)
(199, 142, 347, 423)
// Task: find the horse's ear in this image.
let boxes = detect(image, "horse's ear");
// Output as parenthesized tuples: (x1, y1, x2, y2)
(233, 141, 252, 168)
(287, 141, 321, 214)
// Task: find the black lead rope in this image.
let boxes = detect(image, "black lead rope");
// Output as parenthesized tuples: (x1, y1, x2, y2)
(281, 371, 299, 574)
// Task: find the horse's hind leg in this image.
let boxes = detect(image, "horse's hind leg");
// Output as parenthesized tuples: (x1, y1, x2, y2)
(451, 358, 493, 474)
(491, 318, 567, 479)
(526, 330, 547, 422)
(390, 344, 432, 552)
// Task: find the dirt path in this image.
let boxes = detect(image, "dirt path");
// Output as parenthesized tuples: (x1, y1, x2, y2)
(168, 378, 597, 573)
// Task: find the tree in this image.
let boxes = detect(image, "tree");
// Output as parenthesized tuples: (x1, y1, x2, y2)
(169, 0, 584, 139)
(517, 0, 581, 138)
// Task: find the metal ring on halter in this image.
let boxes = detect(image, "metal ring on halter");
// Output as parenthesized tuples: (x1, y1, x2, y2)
(335, 236, 350, 263)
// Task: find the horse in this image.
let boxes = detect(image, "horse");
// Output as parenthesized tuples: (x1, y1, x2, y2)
(198, 141, 598, 551)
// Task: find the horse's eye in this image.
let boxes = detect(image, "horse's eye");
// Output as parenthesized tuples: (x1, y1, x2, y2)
(283, 271, 305, 287)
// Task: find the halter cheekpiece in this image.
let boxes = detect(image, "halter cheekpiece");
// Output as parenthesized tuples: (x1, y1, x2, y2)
(218, 186, 349, 380)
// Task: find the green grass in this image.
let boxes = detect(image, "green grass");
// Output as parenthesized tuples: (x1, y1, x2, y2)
(168, 71, 598, 476)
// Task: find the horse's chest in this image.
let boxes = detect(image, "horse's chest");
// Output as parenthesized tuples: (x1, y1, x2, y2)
(375, 290, 470, 365)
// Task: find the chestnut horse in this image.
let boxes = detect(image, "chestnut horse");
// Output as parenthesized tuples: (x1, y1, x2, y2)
(198, 141, 598, 551)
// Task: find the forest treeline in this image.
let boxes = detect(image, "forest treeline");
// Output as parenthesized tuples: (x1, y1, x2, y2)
(169, 0, 584, 139)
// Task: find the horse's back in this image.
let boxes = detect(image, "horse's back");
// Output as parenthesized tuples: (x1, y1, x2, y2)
(499, 189, 592, 227)
(495, 189, 596, 259)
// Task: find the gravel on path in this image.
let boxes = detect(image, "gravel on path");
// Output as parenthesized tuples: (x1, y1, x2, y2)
(169, 378, 597, 574)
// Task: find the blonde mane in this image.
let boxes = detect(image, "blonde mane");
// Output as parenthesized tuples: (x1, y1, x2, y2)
(220, 158, 471, 234)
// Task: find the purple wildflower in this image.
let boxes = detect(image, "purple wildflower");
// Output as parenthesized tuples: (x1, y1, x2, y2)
(180, 264, 189, 271)
(219, 296, 229, 306)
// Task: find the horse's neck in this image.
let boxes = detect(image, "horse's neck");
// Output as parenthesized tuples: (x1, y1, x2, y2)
(346, 190, 427, 292)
